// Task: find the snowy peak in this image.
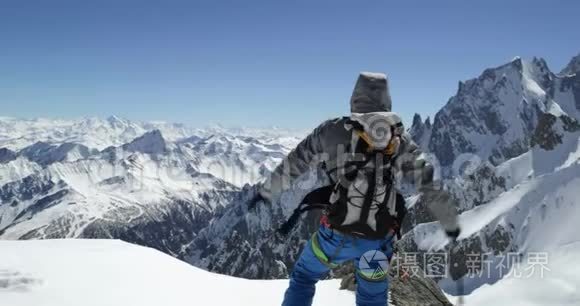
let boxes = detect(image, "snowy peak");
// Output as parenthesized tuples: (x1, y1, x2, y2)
(458, 56, 552, 99)
(560, 53, 580, 76)
(428, 55, 580, 167)
(122, 130, 167, 155)
(409, 113, 432, 150)
(105, 115, 132, 129)
(411, 113, 423, 130)
(410, 113, 431, 133)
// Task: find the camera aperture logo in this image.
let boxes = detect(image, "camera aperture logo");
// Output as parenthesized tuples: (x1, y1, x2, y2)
(359, 250, 389, 281)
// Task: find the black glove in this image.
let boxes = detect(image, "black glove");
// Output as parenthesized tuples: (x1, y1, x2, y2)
(445, 227, 461, 240)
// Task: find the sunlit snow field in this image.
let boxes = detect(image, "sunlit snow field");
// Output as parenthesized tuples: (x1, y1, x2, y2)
(0, 240, 354, 306)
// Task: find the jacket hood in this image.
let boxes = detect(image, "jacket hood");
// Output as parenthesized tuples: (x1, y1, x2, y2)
(350, 72, 392, 113)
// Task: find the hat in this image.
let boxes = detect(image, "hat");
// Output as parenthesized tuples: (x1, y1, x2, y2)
(350, 72, 392, 114)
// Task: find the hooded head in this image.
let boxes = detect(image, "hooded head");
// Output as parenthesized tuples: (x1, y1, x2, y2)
(350, 72, 392, 114)
(349, 72, 402, 151)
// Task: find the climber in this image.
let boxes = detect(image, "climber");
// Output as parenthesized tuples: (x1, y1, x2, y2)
(255, 72, 461, 306)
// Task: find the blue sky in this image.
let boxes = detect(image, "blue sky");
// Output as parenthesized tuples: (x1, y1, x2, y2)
(1, 0, 579, 129)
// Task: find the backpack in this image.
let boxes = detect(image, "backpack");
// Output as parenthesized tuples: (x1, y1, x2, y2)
(278, 122, 408, 240)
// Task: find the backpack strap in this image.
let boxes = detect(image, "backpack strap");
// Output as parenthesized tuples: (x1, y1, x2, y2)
(393, 193, 407, 240)
(277, 184, 335, 235)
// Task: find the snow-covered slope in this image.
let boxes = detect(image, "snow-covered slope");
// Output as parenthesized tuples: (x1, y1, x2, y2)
(465, 244, 580, 306)
(0, 239, 352, 306)
(178, 133, 290, 187)
(399, 116, 580, 304)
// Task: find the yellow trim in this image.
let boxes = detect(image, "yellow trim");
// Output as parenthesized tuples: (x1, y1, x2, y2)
(310, 232, 338, 268)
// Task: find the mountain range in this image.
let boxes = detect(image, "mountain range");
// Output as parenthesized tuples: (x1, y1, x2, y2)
(1, 53, 580, 304)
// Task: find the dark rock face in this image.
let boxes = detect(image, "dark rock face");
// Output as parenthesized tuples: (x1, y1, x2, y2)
(447, 163, 508, 211)
(485, 226, 512, 255)
(80, 199, 209, 260)
(401, 196, 437, 235)
(0, 174, 56, 206)
(489, 139, 529, 166)
(13, 189, 70, 222)
(560, 53, 580, 76)
(19, 142, 92, 166)
(0, 148, 17, 164)
(559, 73, 580, 112)
(429, 101, 480, 167)
(122, 130, 167, 155)
(561, 115, 580, 132)
(397, 225, 514, 283)
(530, 113, 580, 152)
(482, 107, 507, 136)
(402, 162, 508, 233)
(388, 272, 453, 306)
(188, 182, 325, 279)
(0, 175, 67, 236)
(531, 113, 562, 150)
(571, 77, 580, 113)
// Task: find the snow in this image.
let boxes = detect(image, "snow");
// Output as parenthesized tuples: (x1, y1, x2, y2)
(521, 61, 547, 99)
(493, 129, 580, 187)
(553, 77, 580, 121)
(360, 71, 387, 80)
(465, 244, 580, 306)
(414, 161, 580, 251)
(0, 239, 354, 306)
(0, 157, 41, 186)
(185, 133, 289, 186)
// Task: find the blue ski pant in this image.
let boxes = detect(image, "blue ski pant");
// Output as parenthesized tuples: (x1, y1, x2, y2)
(282, 225, 394, 306)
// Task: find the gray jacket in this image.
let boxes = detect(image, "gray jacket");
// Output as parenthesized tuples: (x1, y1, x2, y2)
(261, 72, 459, 233)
